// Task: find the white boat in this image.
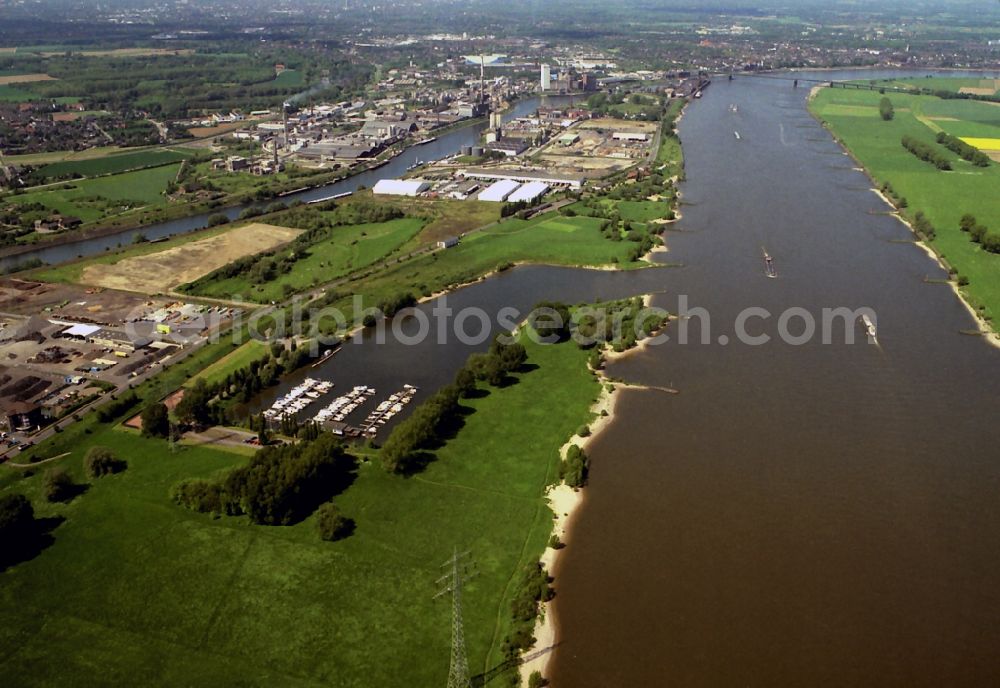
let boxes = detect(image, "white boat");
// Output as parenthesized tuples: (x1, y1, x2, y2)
(734, 131, 741, 140)
(862, 314, 877, 342)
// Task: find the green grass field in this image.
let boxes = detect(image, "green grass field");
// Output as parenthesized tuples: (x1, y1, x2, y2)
(0, 335, 599, 687)
(189, 217, 427, 303)
(308, 211, 653, 324)
(859, 76, 1000, 96)
(811, 84, 1000, 325)
(463, 213, 646, 266)
(616, 199, 673, 222)
(33, 149, 192, 180)
(5, 164, 181, 222)
(0, 145, 127, 166)
(186, 340, 269, 388)
(273, 69, 304, 86)
(656, 98, 686, 177)
(0, 84, 35, 101)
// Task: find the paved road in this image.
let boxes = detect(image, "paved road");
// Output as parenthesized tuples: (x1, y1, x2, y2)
(0, 334, 211, 463)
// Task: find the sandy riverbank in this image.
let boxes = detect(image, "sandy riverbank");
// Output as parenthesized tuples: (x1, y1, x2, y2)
(518, 372, 619, 685)
(867, 191, 1000, 351)
(518, 292, 676, 684)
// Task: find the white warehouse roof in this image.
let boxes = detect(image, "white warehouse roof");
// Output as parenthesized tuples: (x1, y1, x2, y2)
(62, 323, 102, 338)
(506, 181, 549, 204)
(373, 179, 430, 196)
(478, 179, 521, 202)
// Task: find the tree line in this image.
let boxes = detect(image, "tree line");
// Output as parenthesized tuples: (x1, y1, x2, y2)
(960, 214, 1000, 254)
(379, 337, 528, 475)
(901, 135, 951, 170)
(140, 340, 316, 438)
(936, 132, 991, 167)
(171, 433, 355, 526)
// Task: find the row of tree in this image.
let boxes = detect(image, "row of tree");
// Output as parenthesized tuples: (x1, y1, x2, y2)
(901, 135, 951, 170)
(501, 561, 555, 662)
(911, 211, 937, 241)
(960, 214, 1000, 253)
(1, 446, 127, 569)
(380, 337, 528, 474)
(936, 132, 991, 167)
(879, 181, 907, 209)
(171, 434, 355, 526)
(141, 340, 316, 438)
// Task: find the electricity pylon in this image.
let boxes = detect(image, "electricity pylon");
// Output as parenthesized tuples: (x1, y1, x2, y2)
(435, 549, 476, 688)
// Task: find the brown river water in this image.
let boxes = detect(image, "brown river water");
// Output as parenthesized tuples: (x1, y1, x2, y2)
(548, 72, 1000, 687)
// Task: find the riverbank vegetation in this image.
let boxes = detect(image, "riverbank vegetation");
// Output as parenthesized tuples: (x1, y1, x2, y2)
(0, 327, 602, 687)
(811, 83, 1000, 327)
(0, 96, 682, 685)
(656, 97, 687, 179)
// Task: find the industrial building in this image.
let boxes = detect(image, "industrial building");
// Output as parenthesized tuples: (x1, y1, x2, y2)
(506, 181, 550, 204)
(613, 131, 650, 142)
(540, 64, 551, 91)
(478, 179, 522, 202)
(485, 140, 529, 157)
(89, 328, 151, 354)
(373, 179, 431, 196)
(461, 168, 585, 189)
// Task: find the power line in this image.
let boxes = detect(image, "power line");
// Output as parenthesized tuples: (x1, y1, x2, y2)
(434, 548, 477, 688)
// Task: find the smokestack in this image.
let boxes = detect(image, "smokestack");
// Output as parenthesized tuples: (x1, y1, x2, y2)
(282, 102, 290, 153)
(480, 57, 485, 105)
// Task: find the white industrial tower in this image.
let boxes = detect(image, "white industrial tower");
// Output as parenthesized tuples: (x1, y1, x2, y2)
(540, 64, 551, 91)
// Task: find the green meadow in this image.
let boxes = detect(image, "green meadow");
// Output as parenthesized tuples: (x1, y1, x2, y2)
(810, 84, 1000, 325)
(33, 148, 192, 180)
(186, 340, 270, 388)
(190, 217, 428, 303)
(315, 211, 653, 319)
(6, 163, 182, 222)
(0, 335, 600, 687)
(273, 69, 304, 87)
(860, 76, 1000, 96)
(0, 84, 35, 101)
(656, 97, 686, 178)
(176, 207, 650, 309)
